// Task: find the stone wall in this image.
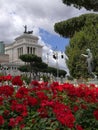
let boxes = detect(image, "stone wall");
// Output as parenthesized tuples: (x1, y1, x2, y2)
(0, 54, 9, 63)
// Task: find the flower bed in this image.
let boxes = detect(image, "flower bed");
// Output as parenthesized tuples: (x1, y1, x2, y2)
(0, 75, 98, 130)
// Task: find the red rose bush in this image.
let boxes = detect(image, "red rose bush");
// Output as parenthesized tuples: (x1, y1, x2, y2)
(0, 75, 98, 130)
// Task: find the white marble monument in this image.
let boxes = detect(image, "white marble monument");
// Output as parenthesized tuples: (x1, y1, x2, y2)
(5, 32, 43, 65)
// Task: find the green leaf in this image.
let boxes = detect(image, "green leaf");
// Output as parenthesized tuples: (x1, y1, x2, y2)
(45, 127, 53, 130)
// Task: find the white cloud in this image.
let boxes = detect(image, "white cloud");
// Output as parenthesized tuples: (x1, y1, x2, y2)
(0, 0, 93, 43)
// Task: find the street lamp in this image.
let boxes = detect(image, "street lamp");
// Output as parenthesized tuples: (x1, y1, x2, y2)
(53, 51, 58, 81)
(53, 50, 64, 81)
(47, 52, 49, 66)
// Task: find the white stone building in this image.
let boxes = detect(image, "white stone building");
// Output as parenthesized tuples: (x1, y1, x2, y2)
(0, 32, 43, 75)
(5, 33, 43, 64)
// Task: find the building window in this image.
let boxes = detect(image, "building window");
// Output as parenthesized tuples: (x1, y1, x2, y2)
(27, 47, 29, 54)
(27, 47, 34, 54)
(33, 48, 35, 54)
(20, 47, 23, 55)
(17, 47, 23, 58)
(30, 47, 32, 54)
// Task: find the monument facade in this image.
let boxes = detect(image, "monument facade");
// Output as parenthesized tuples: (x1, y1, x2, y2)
(0, 26, 43, 75)
(5, 30, 43, 65)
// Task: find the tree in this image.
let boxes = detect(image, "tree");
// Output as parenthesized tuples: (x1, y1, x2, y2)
(44, 66, 66, 77)
(19, 54, 48, 81)
(54, 13, 98, 78)
(19, 54, 67, 81)
(54, 13, 98, 38)
(62, 0, 98, 11)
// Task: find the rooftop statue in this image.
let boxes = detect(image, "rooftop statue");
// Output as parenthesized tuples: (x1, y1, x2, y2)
(24, 25, 27, 33)
(23, 25, 33, 34)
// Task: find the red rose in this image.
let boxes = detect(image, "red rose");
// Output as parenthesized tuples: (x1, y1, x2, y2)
(27, 96, 38, 106)
(3, 110, 10, 117)
(76, 125, 84, 130)
(93, 110, 98, 120)
(73, 105, 79, 112)
(0, 97, 3, 105)
(0, 115, 4, 126)
(12, 76, 23, 86)
(9, 118, 16, 127)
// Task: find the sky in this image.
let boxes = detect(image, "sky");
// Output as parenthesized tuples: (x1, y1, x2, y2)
(0, 0, 94, 75)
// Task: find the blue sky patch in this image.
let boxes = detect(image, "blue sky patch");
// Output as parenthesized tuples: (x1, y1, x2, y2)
(39, 28, 69, 52)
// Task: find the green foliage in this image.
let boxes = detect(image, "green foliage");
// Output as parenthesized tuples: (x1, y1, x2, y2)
(19, 54, 48, 74)
(19, 54, 42, 63)
(62, 0, 98, 11)
(45, 66, 66, 77)
(32, 62, 48, 73)
(59, 69, 67, 77)
(54, 13, 98, 78)
(66, 25, 98, 78)
(19, 54, 47, 81)
(54, 13, 98, 38)
(18, 65, 30, 72)
(21, 75, 31, 84)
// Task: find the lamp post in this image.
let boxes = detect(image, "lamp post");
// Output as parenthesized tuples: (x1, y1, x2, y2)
(53, 51, 58, 81)
(53, 50, 64, 81)
(46, 48, 64, 82)
(47, 52, 49, 66)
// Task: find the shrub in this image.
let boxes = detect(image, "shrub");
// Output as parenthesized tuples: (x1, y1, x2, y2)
(0, 75, 98, 130)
